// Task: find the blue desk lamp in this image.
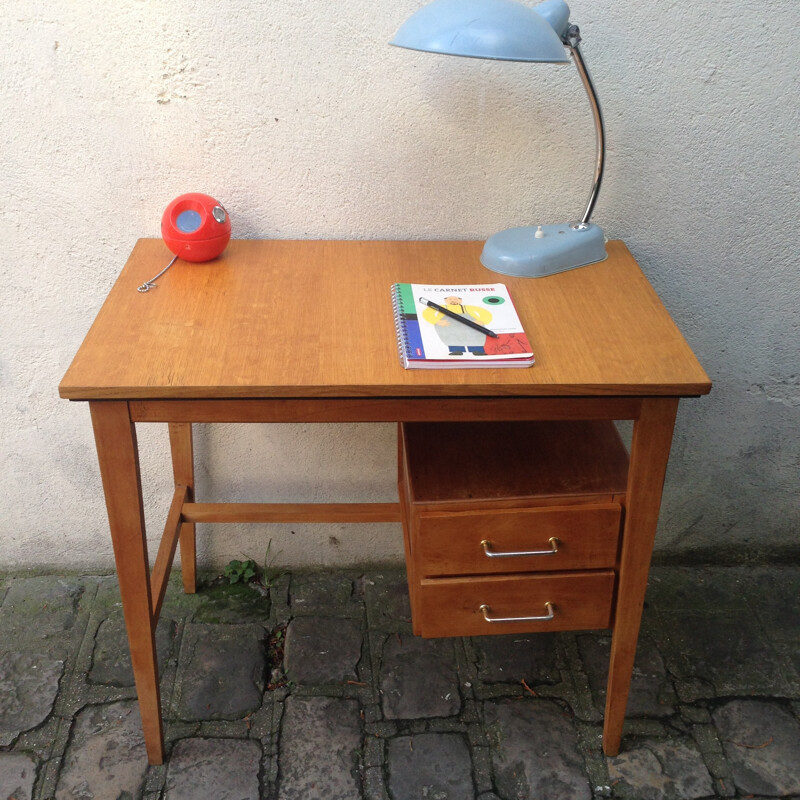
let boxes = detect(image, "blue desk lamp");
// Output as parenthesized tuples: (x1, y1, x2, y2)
(392, 0, 607, 277)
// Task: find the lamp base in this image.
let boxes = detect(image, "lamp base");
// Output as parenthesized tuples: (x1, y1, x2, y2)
(480, 222, 607, 278)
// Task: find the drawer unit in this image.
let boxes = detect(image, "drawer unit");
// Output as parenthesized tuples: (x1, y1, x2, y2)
(417, 571, 616, 638)
(416, 503, 622, 577)
(398, 420, 629, 639)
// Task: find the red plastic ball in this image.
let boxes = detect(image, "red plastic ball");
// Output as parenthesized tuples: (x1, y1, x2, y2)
(161, 193, 231, 262)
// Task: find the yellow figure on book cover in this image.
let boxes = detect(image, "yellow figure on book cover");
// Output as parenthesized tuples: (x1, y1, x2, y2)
(422, 296, 494, 357)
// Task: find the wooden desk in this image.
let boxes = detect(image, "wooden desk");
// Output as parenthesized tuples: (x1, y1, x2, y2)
(59, 239, 710, 764)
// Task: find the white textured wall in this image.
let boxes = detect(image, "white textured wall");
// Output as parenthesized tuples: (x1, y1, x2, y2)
(1, 0, 798, 570)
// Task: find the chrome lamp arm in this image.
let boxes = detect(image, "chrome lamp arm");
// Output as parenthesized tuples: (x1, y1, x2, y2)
(564, 24, 606, 228)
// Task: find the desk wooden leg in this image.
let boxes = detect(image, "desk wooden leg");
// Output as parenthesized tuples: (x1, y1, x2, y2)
(90, 401, 165, 765)
(168, 422, 196, 594)
(603, 397, 679, 756)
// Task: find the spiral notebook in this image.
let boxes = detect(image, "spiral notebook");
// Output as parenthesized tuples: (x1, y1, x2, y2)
(391, 282, 534, 369)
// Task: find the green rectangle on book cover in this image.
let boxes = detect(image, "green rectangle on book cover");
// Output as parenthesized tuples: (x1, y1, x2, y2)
(396, 283, 417, 315)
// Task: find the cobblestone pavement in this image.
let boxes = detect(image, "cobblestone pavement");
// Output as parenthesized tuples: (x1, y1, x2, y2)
(1, 565, 799, 800)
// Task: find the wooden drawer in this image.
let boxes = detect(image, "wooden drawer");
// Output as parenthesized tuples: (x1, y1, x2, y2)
(416, 571, 615, 638)
(416, 503, 622, 577)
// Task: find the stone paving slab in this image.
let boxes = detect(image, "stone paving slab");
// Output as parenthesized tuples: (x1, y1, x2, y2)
(164, 738, 261, 800)
(172, 623, 265, 720)
(55, 700, 148, 800)
(277, 696, 361, 799)
(0, 652, 64, 747)
(379, 634, 461, 720)
(0, 565, 798, 800)
(713, 699, 800, 797)
(283, 616, 362, 685)
(387, 733, 475, 800)
(0, 752, 36, 800)
(485, 697, 592, 800)
(606, 739, 715, 800)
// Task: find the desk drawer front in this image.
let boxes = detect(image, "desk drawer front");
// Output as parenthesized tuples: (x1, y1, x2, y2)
(417, 571, 615, 638)
(416, 504, 621, 577)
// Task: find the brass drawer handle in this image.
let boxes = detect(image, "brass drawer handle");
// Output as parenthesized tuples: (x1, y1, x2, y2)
(480, 537, 559, 558)
(480, 602, 555, 623)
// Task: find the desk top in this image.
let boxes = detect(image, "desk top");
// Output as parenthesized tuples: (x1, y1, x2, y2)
(59, 239, 711, 400)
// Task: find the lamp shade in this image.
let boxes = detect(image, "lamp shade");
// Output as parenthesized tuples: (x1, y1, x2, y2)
(390, 0, 570, 63)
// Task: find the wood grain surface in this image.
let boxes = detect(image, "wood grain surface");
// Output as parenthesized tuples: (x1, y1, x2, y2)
(60, 239, 711, 400)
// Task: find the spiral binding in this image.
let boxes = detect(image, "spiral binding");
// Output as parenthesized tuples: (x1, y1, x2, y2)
(391, 284, 412, 368)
